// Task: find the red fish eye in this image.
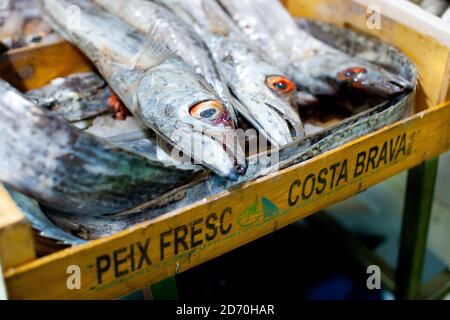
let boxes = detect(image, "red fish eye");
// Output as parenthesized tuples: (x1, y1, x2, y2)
(189, 100, 224, 120)
(338, 67, 367, 81)
(266, 75, 296, 94)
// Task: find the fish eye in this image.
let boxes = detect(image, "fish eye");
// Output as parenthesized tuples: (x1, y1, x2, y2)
(266, 75, 296, 94)
(338, 67, 367, 82)
(189, 100, 224, 120)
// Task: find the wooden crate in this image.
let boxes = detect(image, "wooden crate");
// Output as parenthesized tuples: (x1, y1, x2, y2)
(0, 0, 450, 299)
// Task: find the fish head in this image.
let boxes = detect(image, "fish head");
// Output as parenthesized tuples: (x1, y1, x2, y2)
(222, 50, 305, 147)
(137, 60, 247, 180)
(298, 54, 413, 103)
(332, 59, 414, 98)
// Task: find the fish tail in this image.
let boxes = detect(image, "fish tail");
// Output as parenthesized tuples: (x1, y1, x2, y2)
(131, 20, 176, 70)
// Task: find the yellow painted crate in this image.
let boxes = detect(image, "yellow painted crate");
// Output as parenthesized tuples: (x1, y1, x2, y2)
(0, 0, 449, 299)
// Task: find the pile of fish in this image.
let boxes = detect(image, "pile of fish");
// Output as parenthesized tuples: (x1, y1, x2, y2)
(0, 0, 61, 51)
(0, 0, 417, 244)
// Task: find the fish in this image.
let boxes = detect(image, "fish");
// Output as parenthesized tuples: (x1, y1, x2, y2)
(218, 0, 414, 111)
(27, 67, 201, 171)
(26, 72, 113, 122)
(0, 78, 197, 216)
(44, 17, 418, 239)
(37, 0, 246, 180)
(154, 0, 306, 147)
(0, 0, 60, 49)
(93, 0, 240, 120)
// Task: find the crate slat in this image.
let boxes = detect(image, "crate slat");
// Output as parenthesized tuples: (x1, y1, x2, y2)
(0, 42, 93, 91)
(0, 186, 36, 271)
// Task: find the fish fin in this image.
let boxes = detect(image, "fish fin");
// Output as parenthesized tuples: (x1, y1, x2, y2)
(131, 21, 176, 70)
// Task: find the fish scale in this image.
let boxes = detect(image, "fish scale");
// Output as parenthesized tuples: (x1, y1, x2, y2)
(37, 0, 247, 180)
(94, 0, 237, 122)
(154, 0, 306, 147)
(0, 79, 196, 216)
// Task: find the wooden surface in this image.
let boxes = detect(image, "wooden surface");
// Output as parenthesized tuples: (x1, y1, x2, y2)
(0, 42, 93, 91)
(4, 101, 450, 299)
(0, 186, 36, 271)
(354, 0, 450, 48)
(288, 0, 450, 110)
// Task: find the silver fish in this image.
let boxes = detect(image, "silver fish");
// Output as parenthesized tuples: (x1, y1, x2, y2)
(26, 72, 112, 122)
(26, 73, 200, 172)
(0, 79, 196, 216)
(94, 0, 241, 121)
(86, 114, 200, 171)
(38, 0, 246, 180)
(154, 0, 306, 147)
(218, 0, 413, 110)
(45, 18, 417, 239)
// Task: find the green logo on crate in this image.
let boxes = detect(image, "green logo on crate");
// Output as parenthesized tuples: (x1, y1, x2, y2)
(237, 197, 284, 227)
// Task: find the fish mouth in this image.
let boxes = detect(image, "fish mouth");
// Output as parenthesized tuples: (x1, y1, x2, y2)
(334, 62, 414, 99)
(343, 76, 413, 101)
(357, 69, 414, 98)
(237, 100, 304, 148)
(221, 139, 248, 181)
(265, 102, 305, 144)
(381, 78, 414, 96)
(223, 91, 303, 148)
(235, 163, 247, 175)
(198, 128, 247, 180)
(227, 164, 248, 181)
